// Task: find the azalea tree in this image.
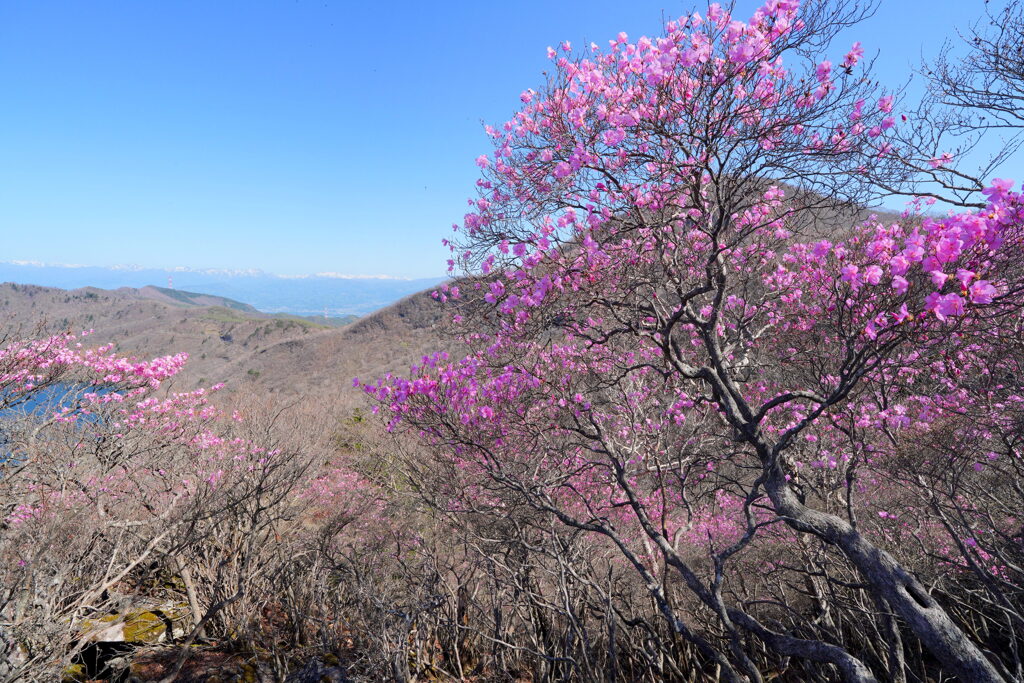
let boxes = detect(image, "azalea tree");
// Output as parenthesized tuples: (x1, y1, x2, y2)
(366, 1, 1024, 680)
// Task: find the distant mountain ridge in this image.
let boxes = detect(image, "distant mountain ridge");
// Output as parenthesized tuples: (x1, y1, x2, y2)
(0, 261, 445, 316)
(0, 280, 452, 405)
(138, 285, 260, 312)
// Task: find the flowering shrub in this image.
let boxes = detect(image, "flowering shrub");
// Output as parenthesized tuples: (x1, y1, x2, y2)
(0, 332, 386, 679)
(365, 1, 1024, 680)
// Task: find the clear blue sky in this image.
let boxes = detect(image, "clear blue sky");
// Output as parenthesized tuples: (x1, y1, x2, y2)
(0, 0, 1014, 278)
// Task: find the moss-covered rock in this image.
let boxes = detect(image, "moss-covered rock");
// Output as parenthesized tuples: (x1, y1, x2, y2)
(239, 661, 259, 682)
(79, 603, 191, 644)
(61, 662, 87, 682)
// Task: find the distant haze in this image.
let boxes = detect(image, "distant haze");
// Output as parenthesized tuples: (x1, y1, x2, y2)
(0, 261, 444, 316)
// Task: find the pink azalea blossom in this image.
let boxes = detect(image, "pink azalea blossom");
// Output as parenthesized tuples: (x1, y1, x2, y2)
(969, 280, 997, 304)
(815, 60, 832, 82)
(728, 42, 756, 63)
(930, 270, 949, 288)
(840, 264, 861, 288)
(982, 178, 1015, 200)
(842, 41, 863, 69)
(935, 236, 963, 264)
(926, 292, 965, 321)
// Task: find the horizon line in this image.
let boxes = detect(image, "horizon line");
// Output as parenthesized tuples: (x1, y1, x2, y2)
(1, 260, 444, 282)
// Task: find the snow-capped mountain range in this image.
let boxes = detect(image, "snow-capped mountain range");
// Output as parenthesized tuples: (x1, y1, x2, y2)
(0, 261, 445, 316)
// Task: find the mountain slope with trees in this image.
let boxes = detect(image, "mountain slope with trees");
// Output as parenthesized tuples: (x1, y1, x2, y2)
(0, 281, 449, 401)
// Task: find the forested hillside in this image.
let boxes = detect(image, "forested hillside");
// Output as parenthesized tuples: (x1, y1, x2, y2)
(0, 282, 447, 402)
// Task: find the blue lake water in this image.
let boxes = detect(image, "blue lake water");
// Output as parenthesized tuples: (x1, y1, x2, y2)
(1, 382, 95, 417)
(0, 383, 109, 462)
